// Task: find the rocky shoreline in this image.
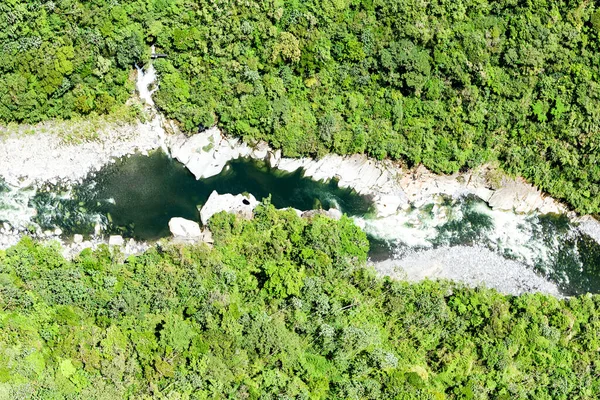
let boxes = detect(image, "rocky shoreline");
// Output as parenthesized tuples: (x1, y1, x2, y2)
(0, 113, 166, 188)
(169, 126, 568, 219)
(371, 246, 562, 297)
(1, 64, 598, 295)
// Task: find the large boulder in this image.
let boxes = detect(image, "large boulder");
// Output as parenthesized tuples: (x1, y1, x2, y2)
(199, 191, 260, 225)
(108, 235, 124, 246)
(169, 127, 252, 180)
(487, 178, 564, 214)
(169, 217, 202, 238)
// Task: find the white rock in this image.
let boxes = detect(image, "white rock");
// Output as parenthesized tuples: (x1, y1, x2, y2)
(108, 235, 124, 246)
(168, 217, 202, 238)
(200, 191, 260, 225)
(575, 215, 600, 245)
(375, 194, 406, 218)
(326, 208, 343, 220)
(277, 158, 308, 173)
(54, 228, 63, 236)
(371, 246, 561, 297)
(0, 115, 165, 188)
(486, 178, 561, 214)
(73, 234, 84, 244)
(268, 150, 282, 168)
(169, 127, 237, 180)
(200, 229, 214, 244)
(251, 141, 270, 159)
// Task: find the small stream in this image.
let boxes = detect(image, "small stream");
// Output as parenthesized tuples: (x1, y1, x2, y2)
(2, 150, 600, 296)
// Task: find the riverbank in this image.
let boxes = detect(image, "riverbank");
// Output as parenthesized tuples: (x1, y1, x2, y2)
(170, 126, 569, 218)
(2, 73, 599, 296)
(370, 246, 562, 297)
(0, 110, 166, 188)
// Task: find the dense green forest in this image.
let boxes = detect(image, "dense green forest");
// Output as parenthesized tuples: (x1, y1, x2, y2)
(3, 3, 600, 398)
(1, 204, 599, 398)
(3, 1, 600, 214)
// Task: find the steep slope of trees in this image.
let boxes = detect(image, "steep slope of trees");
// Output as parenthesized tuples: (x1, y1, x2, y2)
(3, 1, 600, 213)
(0, 1, 147, 122)
(1, 204, 599, 398)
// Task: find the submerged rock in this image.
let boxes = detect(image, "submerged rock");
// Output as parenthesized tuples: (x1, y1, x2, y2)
(168, 217, 202, 239)
(199, 191, 259, 225)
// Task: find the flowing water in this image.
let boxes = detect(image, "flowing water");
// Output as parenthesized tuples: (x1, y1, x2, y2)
(2, 150, 600, 296)
(364, 196, 600, 295)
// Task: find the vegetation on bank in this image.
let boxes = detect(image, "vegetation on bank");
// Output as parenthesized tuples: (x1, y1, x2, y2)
(3, 1, 600, 214)
(1, 204, 599, 399)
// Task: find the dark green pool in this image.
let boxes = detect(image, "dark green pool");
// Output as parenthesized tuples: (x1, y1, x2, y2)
(32, 150, 373, 240)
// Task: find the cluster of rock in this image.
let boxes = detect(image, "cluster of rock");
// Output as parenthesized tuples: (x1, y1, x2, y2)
(0, 222, 21, 249)
(0, 221, 150, 260)
(371, 246, 562, 297)
(168, 127, 567, 219)
(63, 234, 150, 259)
(0, 115, 166, 189)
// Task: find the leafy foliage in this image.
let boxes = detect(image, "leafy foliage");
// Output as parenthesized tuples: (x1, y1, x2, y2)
(4, 1, 600, 213)
(149, 0, 600, 214)
(0, 1, 148, 122)
(1, 205, 599, 398)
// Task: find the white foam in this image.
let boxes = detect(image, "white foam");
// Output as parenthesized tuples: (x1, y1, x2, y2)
(0, 183, 38, 230)
(136, 54, 158, 107)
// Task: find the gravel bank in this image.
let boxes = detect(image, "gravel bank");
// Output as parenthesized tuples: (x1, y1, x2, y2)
(0, 114, 165, 188)
(371, 245, 562, 296)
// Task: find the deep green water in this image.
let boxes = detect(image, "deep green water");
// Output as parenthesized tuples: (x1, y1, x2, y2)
(32, 151, 373, 240)
(15, 151, 600, 296)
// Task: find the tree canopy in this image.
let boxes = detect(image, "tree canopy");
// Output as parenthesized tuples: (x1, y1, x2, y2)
(1, 204, 599, 398)
(3, 1, 600, 213)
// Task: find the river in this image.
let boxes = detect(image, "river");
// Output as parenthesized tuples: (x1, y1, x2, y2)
(2, 149, 600, 296)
